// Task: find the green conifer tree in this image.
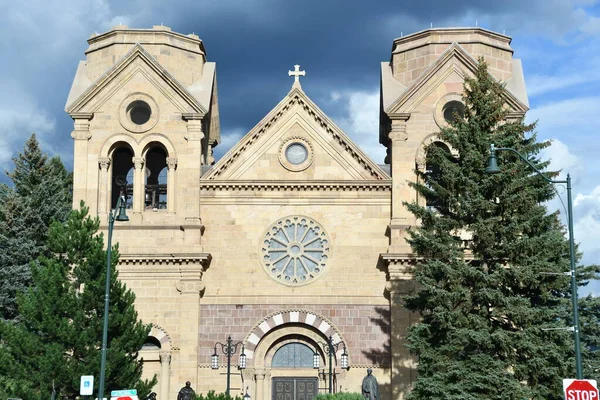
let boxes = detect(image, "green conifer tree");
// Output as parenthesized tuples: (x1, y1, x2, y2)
(403, 60, 576, 400)
(0, 134, 72, 320)
(0, 203, 156, 399)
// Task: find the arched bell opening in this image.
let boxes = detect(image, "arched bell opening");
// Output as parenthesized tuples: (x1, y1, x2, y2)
(424, 141, 452, 212)
(110, 145, 134, 210)
(143, 145, 168, 211)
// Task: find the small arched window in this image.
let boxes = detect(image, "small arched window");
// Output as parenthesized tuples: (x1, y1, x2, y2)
(144, 146, 168, 210)
(141, 336, 162, 350)
(111, 146, 134, 209)
(425, 142, 451, 211)
(272, 342, 315, 368)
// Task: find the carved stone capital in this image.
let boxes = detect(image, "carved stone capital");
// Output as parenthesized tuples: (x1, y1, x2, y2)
(167, 157, 178, 170)
(159, 351, 172, 364)
(133, 157, 145, 170)
(388, 120, 408, 142)
(71, 130, 92, 140)
(385, 279, 415, 295)
(176, 279, 205, 294)
(70, 114, 93, 140)
(98, 157, 111, 170)
(184, 118, 204, 141)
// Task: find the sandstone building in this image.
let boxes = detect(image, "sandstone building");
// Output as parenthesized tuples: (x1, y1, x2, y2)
(65, 25, 528, 400)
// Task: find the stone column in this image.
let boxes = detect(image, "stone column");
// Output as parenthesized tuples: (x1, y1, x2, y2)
(159, 351, 171, 400)
(255, 369, 265, 400)
(385, 260, 416, 400)
(182, 113, 205, 247)
(388, 114, 412, 253)
(175, 276, 205, 393)
(70, 113, 93, 210)
(166, 157, 178, 214)
(132, 157, 145, 214)
(98, 158, 110, 215)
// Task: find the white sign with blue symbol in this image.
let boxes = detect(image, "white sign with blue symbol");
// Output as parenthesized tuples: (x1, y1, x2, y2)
(80, 375, 94, 396)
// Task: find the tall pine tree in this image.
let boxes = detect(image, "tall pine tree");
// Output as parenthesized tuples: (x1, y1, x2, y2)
(0, 203, 156, 399)
(0, 134, 72, 320)
(403, 60, 575, 400)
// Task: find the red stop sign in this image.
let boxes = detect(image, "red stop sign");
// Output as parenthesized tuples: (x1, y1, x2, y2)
(565, 380, 599, 400)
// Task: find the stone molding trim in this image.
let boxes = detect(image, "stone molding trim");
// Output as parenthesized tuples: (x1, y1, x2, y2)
(243, 309, 346, 359)
(415, 133, 459, 169)
(204, 88, 390, 181)
(176, 279, 206, 294)
(119, 92, 159, 133)
(278, 136, 314, 172)
(98, 133, 179, 161)
(433, 92, 463, 129)
(200, 180, 391, 192)
(149, 324, 172, 351)
(118, 253, 212, 268)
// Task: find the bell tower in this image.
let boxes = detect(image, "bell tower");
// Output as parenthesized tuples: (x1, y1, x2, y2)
(65, 25, 217, 395)
(65, 24, 220, 253)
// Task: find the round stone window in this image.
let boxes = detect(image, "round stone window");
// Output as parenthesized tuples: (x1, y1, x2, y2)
(434, 93, 464, 129)
(285, 143, 308, 165)
(119, 93, 159, 133)
(442, 100, 465, 124)
(261, 216, 330, 286)
(127, 100, 152, 125)
(279, 137, 313, 172)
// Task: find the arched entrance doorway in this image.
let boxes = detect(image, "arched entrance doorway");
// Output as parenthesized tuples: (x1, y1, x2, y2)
(245, 311, 348, 400)
(271, 342, 318, 400)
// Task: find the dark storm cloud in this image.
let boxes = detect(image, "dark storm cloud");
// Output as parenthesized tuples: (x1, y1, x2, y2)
(0, 0, 597, 166)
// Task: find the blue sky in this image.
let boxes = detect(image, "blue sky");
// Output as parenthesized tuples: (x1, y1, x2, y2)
(2, 0, 600, 292)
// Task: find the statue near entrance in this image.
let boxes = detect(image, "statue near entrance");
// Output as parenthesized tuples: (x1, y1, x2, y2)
(177, 381, 196, 400)
(361, 368, 379, 400)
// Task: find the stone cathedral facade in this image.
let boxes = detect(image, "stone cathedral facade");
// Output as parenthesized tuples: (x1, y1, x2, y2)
(65, 25, 528, 400)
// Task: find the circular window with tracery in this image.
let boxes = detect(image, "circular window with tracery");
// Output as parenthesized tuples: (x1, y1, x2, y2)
(261, 216, 330, 285)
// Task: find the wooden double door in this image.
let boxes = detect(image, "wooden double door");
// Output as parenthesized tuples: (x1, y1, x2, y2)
(272, 377, 318, 400)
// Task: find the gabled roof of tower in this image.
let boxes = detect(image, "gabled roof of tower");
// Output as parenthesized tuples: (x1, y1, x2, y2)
(204, 85, 390, 181)
(383, 41, 529, 115)
(65, 44, 209, 115)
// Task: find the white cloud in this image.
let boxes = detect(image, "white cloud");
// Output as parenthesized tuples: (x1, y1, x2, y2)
(540, 139, 600, 294)
(214, 128, 246, 160)
(328, 89, 387, 164)
(540, 139, 585, 184)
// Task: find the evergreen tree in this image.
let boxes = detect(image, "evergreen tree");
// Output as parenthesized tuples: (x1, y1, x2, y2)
(0, 134, 72, 320)
(403, 60, 575, 399)
(577, 264, 600, 376)
(0, 203, 156, 399)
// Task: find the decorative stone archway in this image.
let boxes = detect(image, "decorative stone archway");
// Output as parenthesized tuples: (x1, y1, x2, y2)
(139, 325, 172, 400)
(244, 310, 349, 399)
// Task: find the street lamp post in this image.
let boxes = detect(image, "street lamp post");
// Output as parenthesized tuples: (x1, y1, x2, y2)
(97, 191, 129, 400)
(211, 336, 246, 396)
(486, 144, 582, 379)
(313, 336, 349, 393)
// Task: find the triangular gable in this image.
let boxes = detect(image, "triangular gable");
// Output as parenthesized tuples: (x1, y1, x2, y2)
(385, 43, 529, 115)
(65, 44, 207, 115)
(204, 87, 389, 181)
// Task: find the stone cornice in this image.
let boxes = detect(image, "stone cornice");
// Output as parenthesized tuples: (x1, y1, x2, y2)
(118, 253, 212, 268)
(199, 180, 391, 192)
(392, 27, 512, 53)
(87, 26, 206, 56)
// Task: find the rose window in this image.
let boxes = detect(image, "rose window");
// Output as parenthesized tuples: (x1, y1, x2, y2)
(262, 216, 330, 285)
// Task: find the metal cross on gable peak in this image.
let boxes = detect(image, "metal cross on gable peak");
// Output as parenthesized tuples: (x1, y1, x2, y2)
(288, 64, 306, 87)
